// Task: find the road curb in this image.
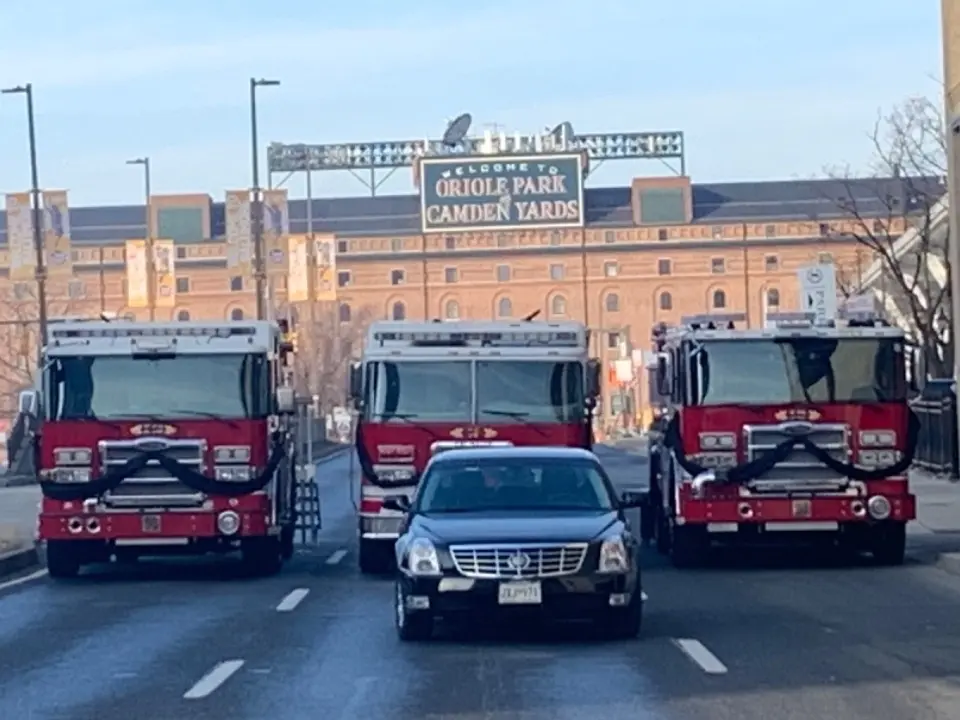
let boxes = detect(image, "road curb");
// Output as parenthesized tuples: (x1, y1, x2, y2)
(936, 552, 960, 577)
(0, 543, 39, 580)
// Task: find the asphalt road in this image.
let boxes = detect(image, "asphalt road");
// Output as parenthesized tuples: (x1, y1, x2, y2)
(2, 446, 960, 719)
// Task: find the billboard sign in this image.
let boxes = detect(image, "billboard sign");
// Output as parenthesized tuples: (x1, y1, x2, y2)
(419, 153, 584, 233)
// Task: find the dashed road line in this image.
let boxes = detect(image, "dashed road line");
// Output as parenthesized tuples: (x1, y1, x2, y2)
(276, 588, 310, 612)
(0, 568, 48, 593)
(673, 638, 728, 674)
(183, 659, 245, 699)
(326, 549, 348, 565)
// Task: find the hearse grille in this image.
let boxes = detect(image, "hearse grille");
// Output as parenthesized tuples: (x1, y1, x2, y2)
(743, 423, 850, 492)
(450, 543, 588, 579)
(100, 438, 205, 507)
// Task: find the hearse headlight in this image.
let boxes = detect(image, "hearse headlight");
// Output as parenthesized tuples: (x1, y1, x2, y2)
(41, 468, 91, 483)
(860, 430, 896, 448)
(598, 537, 630, 574)
(699, 432, 736, 450)
(214, 445, 251, 463)
(407, 538, 441, 576)
(54, 447, 92, 466)
(215, 466, 254, 482)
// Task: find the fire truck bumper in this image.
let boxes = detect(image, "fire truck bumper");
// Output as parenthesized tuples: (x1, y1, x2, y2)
(681, 491, 916, 531)
(359, 512, 403, 540)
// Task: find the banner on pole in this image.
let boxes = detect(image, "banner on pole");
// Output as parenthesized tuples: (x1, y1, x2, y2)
(5, 192, 34, 282)
(125, 240, 149, 308)
(42, 190, 72, 277)
(263, 189, 289, 278)
(225, 190, 252, 276)
(313, 233, 337, 301)
(287, 234, 309, 303)
(153, 239, 176, 308)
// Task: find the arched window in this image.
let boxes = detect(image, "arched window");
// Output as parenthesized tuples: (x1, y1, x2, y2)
(605, 292, 620, 312)
(712, 289, 726, 309)
(230, 308, 244, 320)
(659, 292, 672, 310)
(338, 303, 351, 323)
(551, 295, 567, 316)
(392, 301, 406, 320)
(497, 297, 513, 318)
(444, 299, 460, 319)
(766, 288, 781, 307)
(176, 310, 190, 321)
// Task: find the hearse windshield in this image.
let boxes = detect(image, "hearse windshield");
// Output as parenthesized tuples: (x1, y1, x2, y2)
(44, 353, 270, 421)
(691, 337, 906, 405)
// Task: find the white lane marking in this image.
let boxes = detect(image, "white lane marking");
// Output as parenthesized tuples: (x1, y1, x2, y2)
(183, 659, 245, 699)
(640, 591, 648, 602)
(326, 549, 348, 565)
(673, 638, 728, 674)
(276, 588, 310, 612)
(0, 568, 48, 593)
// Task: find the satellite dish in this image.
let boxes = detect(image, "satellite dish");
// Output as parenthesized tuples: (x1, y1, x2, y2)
(550, 121, 576, 147)
(442, 113, 472, 146)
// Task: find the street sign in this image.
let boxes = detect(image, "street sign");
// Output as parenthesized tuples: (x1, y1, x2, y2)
(797, 263, 837, 323)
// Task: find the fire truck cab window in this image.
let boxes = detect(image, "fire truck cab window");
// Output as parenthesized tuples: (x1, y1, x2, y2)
(45, 354, 269, 421)
(690, 338, 905, 405)
(477, 361, 584, 423)
(367, 361, 471, 422)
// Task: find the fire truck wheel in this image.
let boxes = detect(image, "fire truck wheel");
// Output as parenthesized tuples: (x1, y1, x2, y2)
(871, 522, 907, 566)
(280, 525, 296, 560)
(45, 541, 81, 579)
(241, 537, 284, 576)
(359, 539, 395, 575)
(670, 525, 708, 569)
(395, 581, 434, 641)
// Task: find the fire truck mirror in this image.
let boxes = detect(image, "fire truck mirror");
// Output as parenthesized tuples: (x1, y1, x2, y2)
(586, 359, 601, 399)
(656, 353, 672, 395)
(276, 386, 296, 415)
(905, 348, 919, 393)
(348, 363, 363, 405)
(18, 389, 39, 417)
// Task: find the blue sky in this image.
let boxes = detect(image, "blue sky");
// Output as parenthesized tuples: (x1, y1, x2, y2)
(0, 0, 943, 206)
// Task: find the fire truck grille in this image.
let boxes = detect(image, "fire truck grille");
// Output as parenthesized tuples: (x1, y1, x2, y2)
(449, 543, 588, 579)
(100, 438, 205, 507)
(743, 423, 850, 491)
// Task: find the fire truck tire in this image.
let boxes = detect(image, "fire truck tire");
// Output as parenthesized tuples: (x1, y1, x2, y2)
(241, 537, 284, 576)
(359, 539, 394, 575)
(45, 541, 81, 579)
(871, 522, 907, 566)
(670, 525, 708, 568)
(280, 525, 296, 560)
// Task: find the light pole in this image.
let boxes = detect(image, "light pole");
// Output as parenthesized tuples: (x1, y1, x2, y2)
(250, 77, 280, 320)
(126, 157, 153, 320)
(2, 83, 48, 359)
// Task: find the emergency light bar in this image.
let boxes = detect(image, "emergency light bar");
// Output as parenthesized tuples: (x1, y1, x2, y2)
(372, 330, 581, 348)
(680, 313, 747, 326)
(50, 326, 258, 340)
(765, 311, 817, 328)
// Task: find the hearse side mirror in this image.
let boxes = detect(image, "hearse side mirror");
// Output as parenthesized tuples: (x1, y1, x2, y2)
(383, 495, 410, 513)
(619, 489, 647, 508)
(276, 386, 296, 415)
(656, 352, 673, 395)
(586, 358, 601, 400)
(348, 362, 363, 408)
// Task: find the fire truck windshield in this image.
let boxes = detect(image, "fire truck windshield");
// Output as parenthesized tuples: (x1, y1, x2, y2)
(693, 337, 905, 405)
(44, 353, 270, 421)
(364, 360, 585, 423)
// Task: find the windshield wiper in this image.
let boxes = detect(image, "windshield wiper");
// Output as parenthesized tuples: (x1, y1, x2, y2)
(170, 410, 240, 428)
(478, 409, 547, 436)
(381, 413, 440, 438)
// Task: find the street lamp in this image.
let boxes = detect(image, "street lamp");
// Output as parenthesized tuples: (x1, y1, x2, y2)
(126, 157, 153, 320)
(2, 83, 47, 358)
(249, 77, 280, 320)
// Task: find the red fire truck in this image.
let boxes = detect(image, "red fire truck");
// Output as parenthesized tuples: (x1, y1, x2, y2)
(348, 319, 601, 573)
(34, 319, 300, 578)
(646, 311, 918, 567)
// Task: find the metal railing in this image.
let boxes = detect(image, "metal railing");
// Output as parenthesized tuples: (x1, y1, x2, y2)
(910, 379, 958, 477)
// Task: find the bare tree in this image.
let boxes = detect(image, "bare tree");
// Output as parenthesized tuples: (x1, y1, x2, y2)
(292, 302, 375, 414)
(826, 96, 951, 377)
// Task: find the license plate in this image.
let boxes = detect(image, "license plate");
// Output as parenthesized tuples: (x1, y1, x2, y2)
(141, 514, 162, 533)
(498, 581, 542, 605)
(791, 499, 812, 519)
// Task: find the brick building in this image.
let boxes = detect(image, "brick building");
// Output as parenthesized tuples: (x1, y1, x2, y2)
(0, 175, 913, 420)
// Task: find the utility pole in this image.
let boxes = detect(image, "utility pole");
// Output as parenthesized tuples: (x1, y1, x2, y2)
(249, 77, 280, 320)
(126, 157, 153, 319)
(2, 83, 47, 362)
(943, 0, 960, 478)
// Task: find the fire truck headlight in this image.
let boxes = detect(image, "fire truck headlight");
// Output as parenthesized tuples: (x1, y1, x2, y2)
(860, 431, 896, 447)
(876, 450, 897, 466)
(699, 433, 736, 450)
(858, 451, 878, 467)
(407, 538, 441, 576)
(42, 468, 91, 483)
(598, 537, 630, 574)
(54, 447, 92, 466)
(217, 511, 241, 536)
(214, 445, 251, 463)
(215, 466, 254, 482)
(867, 495, 892, 521)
